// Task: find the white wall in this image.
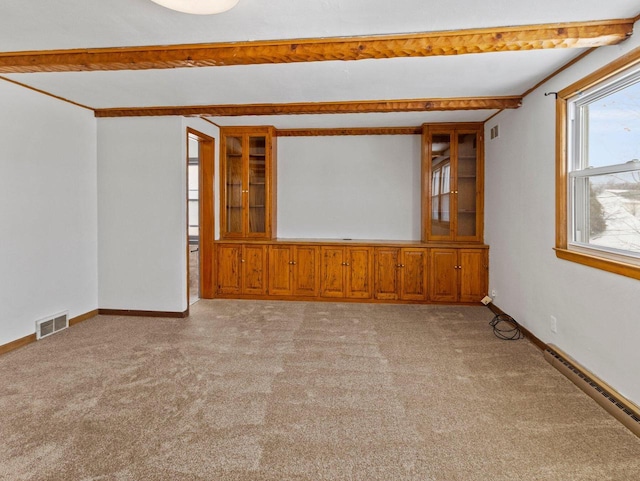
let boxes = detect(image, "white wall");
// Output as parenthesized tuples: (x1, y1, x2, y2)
(0, 81, 98, 346)
(97, 116, 217, 313)
(485, 32, 640, 405)
(277, 135, 422, 240)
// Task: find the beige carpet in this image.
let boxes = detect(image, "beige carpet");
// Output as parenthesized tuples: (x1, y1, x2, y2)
(1, 300, 638, 481)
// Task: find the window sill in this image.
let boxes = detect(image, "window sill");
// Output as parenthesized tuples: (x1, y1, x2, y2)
(554, 247, 640, 281)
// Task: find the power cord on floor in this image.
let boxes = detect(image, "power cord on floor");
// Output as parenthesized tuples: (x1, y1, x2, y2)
(489, 313, 524, 341)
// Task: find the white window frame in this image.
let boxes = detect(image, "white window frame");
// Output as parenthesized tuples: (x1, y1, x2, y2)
(566, 66, 640, 262)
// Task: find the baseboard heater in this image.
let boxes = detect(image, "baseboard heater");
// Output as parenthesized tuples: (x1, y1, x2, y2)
(544, 345, 640, 438)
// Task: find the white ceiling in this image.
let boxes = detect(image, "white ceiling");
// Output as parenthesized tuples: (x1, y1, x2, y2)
(1, 0, 638, 128)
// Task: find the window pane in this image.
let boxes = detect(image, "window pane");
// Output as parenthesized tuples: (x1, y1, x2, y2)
(585, 80, 640, 168)
(188, 200, 199, 227)
(583, 171, 640, 254)
(188, 165, 199, 191)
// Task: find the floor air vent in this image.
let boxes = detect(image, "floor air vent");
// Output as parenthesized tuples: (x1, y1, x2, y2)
(544, 345, 640, 438)
(36, 312, 69, 340)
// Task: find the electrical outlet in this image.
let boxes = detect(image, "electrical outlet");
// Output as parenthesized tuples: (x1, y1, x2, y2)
(491, 289, 497, 298)
(550, 315, 557, 333)
(481, 296, 493, 305)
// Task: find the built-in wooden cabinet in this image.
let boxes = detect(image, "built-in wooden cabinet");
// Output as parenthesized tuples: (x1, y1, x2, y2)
(215, 241, 487, 304)
(429, 248, 488, 303)
(423, 124, 484, 243)
(220, 126, 276, 239)
(216, 243, 267, 295)
(268, 245, 319, 297)
(320, 246, 373, 299)
(374, 247, 428, 301)
(212, 121, 488, 305)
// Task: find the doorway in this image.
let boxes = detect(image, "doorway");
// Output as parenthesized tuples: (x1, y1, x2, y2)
(186, 128, 215, 305)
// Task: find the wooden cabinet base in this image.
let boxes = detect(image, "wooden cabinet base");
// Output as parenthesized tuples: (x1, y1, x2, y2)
(214, 240, 488, 305)
(213, 293, 485, 305)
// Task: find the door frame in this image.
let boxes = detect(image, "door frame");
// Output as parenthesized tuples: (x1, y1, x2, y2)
(186, 128, 215, 302)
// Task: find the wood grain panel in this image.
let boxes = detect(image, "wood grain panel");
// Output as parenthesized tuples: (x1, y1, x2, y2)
(320, 246, 346, 298)
(216, 244, 242, 294)
(346, 247, 373, 299)
(293, 246, 320, 297)
(277, 127, 422, 137)
(196, 131, 216, 299)
(459, 249, 488, 303)
(95, 97, 522, 118)
(374, 247, 399, 300)
(1, 20, 632, 73)
(68, 309, 99, 326)
(268, 245, 293, 296)
(429, 248, 458, 302)
(242, 244, 267, 295)
(98, 309, 189, 318)
(0, 333, 36, 356)
(400, 248, 428, 301)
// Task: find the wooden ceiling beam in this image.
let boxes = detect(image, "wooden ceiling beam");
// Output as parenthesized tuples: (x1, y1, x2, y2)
(276, 127, 423, 137)
(93, 96, 522, 118)
(0, 20, 633, 74)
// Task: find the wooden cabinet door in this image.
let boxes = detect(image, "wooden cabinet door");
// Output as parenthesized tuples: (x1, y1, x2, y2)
(400, 248, 428, 301)
(459, 249, 488, 303)
(320, 246, 345, 298)
(422, 124, 483, 243)
(375, 248, 399, 300)
(346, 247, 372, 299)
(242, 244, 267, 295)
(216, 244, 242, 294)
(220, 127, 275, 240)
(429, 248, 457, 302)
(293, 246, 319, 297)
(268, 245, 293, 296)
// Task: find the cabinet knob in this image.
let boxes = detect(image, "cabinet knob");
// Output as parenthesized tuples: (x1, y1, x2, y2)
(241, 259, 245, 263)
(345, 263, 350, 267)
(292, 261, 297, 265)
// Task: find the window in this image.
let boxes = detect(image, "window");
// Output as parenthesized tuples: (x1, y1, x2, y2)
(556, 48, 640, 280)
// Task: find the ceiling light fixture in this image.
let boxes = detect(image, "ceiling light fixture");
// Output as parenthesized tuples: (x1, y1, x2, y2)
(150, 0, 239, 15)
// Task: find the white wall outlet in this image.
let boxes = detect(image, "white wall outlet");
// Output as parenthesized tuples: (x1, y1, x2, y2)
(550, 315, 558, 333)
(491, 289, 497, 298)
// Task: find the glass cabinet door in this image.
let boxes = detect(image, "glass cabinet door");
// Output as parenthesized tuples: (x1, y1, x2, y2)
(424, 125, 483, 242)
(430, 133, 452, 238)
(248, 136, 267, 235)
(220, 127, 274, 239)
(455, 132, 478, 238)
(225, 136, 243, 234)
